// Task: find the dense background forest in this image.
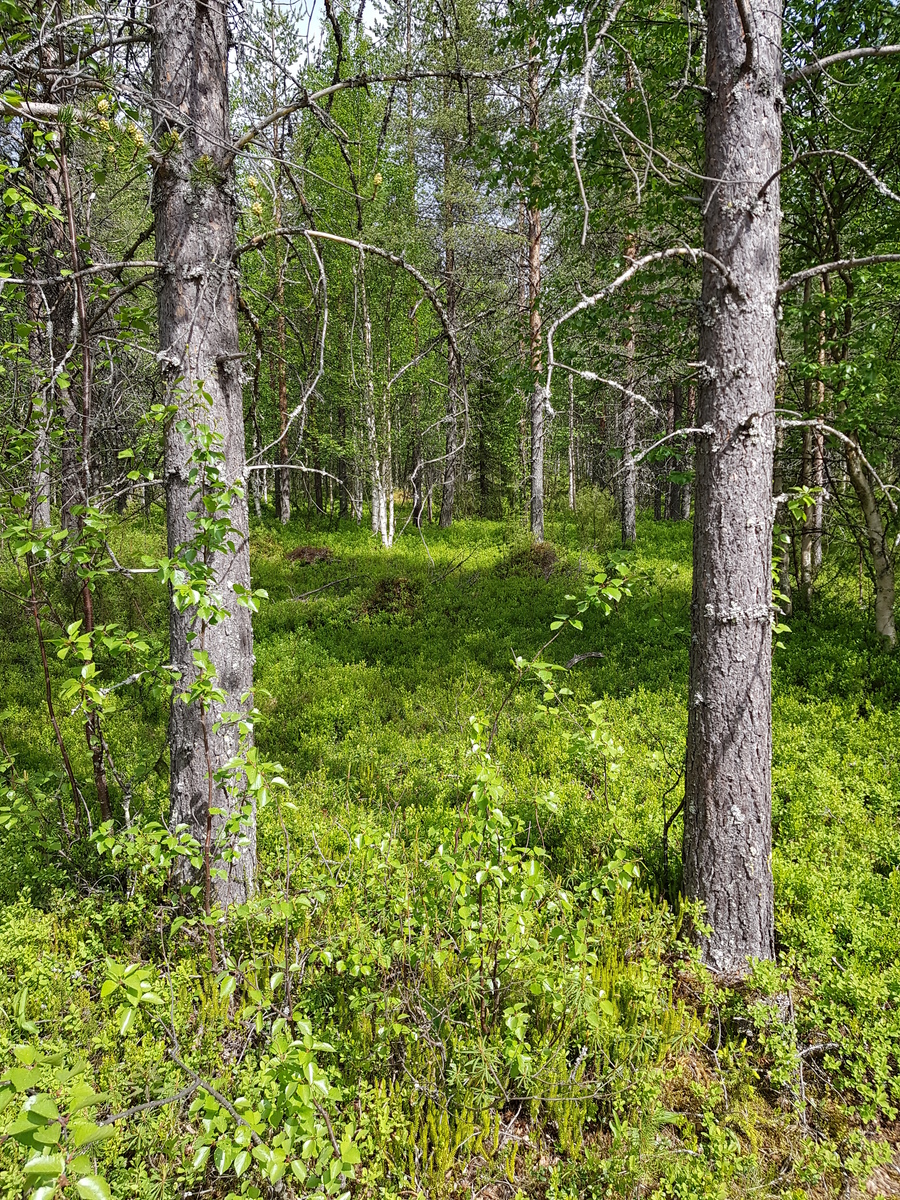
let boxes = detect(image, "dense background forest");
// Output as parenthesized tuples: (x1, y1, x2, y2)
(2, 0, 900, 1196)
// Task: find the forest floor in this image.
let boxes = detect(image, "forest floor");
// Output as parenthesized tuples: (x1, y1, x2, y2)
(1, 507, 900, 1198)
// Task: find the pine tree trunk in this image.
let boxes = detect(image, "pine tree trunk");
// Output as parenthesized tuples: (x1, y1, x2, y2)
(683, 0, 782, 974)
(151, 0, 256, 906)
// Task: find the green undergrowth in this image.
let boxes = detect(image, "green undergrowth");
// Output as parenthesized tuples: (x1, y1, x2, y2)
(0, 508, 899, 1198)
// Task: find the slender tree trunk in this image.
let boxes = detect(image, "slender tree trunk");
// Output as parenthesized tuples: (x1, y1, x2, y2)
(799, 279, 815, 605)
(58, 135, 112, 827)
(240, 295, 265, 519)
(27, 269, 52, 528)
(666, 383, 683, 520)
(567, 374, 576, 511)
(357, 250, 392, 547)
(269, 31, 291, 526)
(683, 0, 782, 974)
(439, 244, 458, 528)
(811, 319, 825, 575)
(151, 0, 256, 906)
(620, 239, 637, 548)
(825, 273, 894, 644)
(681, 384, 695, 519)
(527, 34, 544, 541)
(337, 404, 349, 519)
(845, 442, 895, 645)
(274, 233, 291, 524)
(773, 423, 792, 618)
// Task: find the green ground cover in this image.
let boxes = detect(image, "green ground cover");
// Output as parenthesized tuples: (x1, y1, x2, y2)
(1, 510, 899, 1198)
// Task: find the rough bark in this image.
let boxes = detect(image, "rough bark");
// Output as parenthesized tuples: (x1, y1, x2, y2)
(151, 0, 256, 906)
(683, 0, 782, 974)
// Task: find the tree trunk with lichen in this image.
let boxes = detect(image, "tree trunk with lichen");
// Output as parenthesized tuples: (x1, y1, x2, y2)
(682, 0, 782, 975)
(151, 0, 256, 907)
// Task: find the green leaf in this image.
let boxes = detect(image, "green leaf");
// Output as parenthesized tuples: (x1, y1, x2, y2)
(71, 1119, 115, 1148)
(214, 1143, 234, 1174)
(22, 1153, 65, 1178)
(191, 1144, 211, 1170)
(75, 1175, 112, 1200)
(117, 1005, 135, 1035)
(69, 1083, 109, 1113)
(22, 1094, 59, 1122)
(233, 1150, 251, 1177)
(5, 1066, 35, 1091)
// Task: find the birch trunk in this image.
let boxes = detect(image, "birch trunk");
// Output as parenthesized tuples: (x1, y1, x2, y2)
(151, 0, 256, 905)
(358, 251, 392, 547)
(527, 38, 544, 542)
(683, 0, 782, 974)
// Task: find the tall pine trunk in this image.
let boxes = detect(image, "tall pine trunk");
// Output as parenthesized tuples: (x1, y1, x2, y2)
(151, 0, 256, 906)
(683, 0, 781, 974)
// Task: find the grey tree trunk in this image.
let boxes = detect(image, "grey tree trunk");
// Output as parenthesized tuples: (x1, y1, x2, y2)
(567, 374, 576, 511)
(439, 66, 460, 530)
(620, 238, 638, 548)
(151, 0, 256, 906)
(683, 0, 781, 975)
(620, 385, 636, 547)
(527, 43, 544, 542)
(26, 270, 51, 529)
(681, 385, 695, 520)
(846, 442, 896, 646)
(439, 246, 458, 529)
(666, 383, 683, 520)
